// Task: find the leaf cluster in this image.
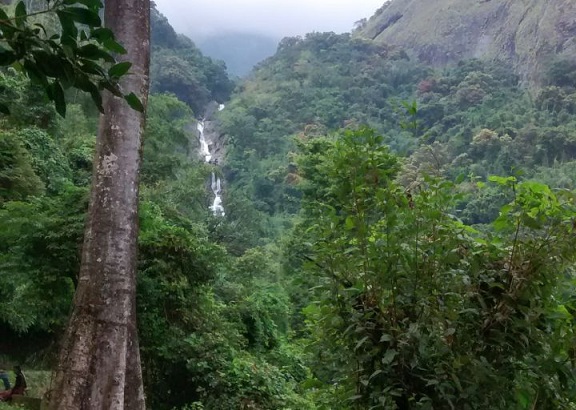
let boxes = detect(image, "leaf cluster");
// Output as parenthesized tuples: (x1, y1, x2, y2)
(0, 0, 142, 116)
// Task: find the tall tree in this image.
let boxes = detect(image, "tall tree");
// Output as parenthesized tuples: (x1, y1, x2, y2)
(45, 0, 150, 408)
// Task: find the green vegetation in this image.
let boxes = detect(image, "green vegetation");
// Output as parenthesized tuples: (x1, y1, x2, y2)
(0, 0, 142, 116)
(219, 32, 576, 226)
(290, 128, 576, 408)
(150, 8, 235, 116)
(2, 2, 576, 409)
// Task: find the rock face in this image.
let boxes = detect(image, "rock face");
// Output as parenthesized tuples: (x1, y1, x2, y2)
(186, 102, 227, 166)
(200, 119, 226, 165)
(356, 0, 576, 84)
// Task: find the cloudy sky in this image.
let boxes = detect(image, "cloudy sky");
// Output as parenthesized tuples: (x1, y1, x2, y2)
(153, 0, 386, 39)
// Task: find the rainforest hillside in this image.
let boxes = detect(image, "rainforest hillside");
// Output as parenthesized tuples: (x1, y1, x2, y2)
(355, 0, 576, 85)
(150, 7, 235, 115)
(1, 1, 576, 409)
(0, 5, 311, 410)
(219, 31, 576, 224)
(213, 26, 576, 408)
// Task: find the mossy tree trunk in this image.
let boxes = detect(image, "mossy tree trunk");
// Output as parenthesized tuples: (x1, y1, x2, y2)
(45, 1, 150, 409)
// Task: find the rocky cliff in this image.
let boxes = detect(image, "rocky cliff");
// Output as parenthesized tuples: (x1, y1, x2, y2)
(356, 0, 576, 84)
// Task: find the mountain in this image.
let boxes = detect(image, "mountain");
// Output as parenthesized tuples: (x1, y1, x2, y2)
(150, 8, 235, 116)
(197, 32, 279, 77)
(355, 0, 576, 84)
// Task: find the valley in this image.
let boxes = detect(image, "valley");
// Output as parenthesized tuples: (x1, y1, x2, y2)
(1, 1, 576, 409)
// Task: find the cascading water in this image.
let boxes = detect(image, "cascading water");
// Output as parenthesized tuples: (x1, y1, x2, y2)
(197, 121, 212, 163)
(210, 173, 224, 216)
(197, 117, 225, 216)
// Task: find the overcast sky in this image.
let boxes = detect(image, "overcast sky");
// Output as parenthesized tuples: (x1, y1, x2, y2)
(153, 0, 385, 39)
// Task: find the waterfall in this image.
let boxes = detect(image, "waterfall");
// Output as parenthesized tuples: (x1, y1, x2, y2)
(209, 172, 225, 216)
(197, 121, 212, 163)
(197, 118, 225, 216)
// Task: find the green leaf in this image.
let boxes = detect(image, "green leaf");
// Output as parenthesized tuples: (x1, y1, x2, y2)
(90, 27, 115, 42)
(23, 59, 48, 87)
(89, 87, 103, 113)
(58, 60, 76, 89)
(63, 0, 103, 12)
(76, 77, 103, 112)
(33, 51, 67, 78)
(14, 1, 27, 28)
(78, 59, 107, 76)
(369, 369, 383, 380)
(99, 80, 123, 97)
(450, 373, 463, 392)
(345, 216, 355, 230)
(0, 9, 16, 39)
(103, 38, 127, 54)
(51, 81, 66, 117)
(61, 7, 101, 27)
(108, 61, 132, 78)
(488, 175, 516, 186)
(57, 10, 78, 45)
(516, 390, 530, 408)
(77, 44, 115, 63)
(354, 335, 370, 351)
(382, 349, 397, 365)
(124, 92, 144, 113)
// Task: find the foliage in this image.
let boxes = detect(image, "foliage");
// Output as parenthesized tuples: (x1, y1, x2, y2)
(0, 69, 57, 130)
(2, 2, 576, 409)
(0, 3, 314, 409)
(293, 127, 576, 409)
(545, 58, 576, 88)
(216, 27, 576, 237)
(0, 185, 86, 333)
(0, 0, 141, 115)
(142, 93, 194, 184)
(218, 32, 429, 218)
(0, 130, 44, 202)
(150, 7, 235, 117)
(137, 204, 313, 409)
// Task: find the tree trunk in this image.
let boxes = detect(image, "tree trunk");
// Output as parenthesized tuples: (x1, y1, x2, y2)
(46, 1, 150, 409)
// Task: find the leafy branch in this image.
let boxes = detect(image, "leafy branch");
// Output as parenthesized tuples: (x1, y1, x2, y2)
(0, 0, 143, 116)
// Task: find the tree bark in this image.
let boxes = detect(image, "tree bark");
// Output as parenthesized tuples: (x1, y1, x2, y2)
(46, 1, 150, 409)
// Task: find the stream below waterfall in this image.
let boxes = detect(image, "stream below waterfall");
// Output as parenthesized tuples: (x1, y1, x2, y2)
(197, 106, 225, 216)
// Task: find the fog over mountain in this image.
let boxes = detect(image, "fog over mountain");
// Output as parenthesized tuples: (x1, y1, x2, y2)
(152, 0, 385, 39)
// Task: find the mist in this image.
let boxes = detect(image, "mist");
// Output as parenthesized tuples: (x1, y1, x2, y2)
(152, 0, 385, 40)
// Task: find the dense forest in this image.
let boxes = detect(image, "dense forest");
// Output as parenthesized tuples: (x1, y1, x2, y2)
(1, 1, 576, 409)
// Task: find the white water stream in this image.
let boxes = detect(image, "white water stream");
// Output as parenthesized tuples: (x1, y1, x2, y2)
(197, 113, 225, 216)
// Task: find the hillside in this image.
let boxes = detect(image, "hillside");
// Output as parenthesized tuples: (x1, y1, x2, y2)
(3, 1, 576, 409)
(218, 31, 576, 223)
(213, 26, 576, 408)
(150, 8, 235, 116)
(356, 0, 576, 84)
(0, 4, 312, 410)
